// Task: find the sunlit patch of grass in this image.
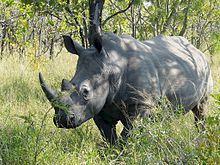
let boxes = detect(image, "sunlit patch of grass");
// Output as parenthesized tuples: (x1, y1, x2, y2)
(0, 51, 219, 164)
(211, 51, 220, 91)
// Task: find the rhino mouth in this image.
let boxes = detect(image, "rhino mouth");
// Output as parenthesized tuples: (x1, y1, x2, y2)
(53, 112, 76, 129)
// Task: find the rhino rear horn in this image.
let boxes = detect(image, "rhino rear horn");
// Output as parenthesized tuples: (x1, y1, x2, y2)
(61, 79, 73, 91)
(39, 72, 57, 102)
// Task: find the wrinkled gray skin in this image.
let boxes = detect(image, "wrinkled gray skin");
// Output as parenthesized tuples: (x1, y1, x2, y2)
(39, 32, 213, 144)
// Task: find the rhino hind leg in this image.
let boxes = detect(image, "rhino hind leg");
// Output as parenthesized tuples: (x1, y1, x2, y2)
(191, 96, 208, 131)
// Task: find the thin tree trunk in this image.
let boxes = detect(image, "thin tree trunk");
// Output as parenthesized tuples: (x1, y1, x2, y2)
(179, 0, 190, 36)
(131, 5, 135, 38)
(88, 0, 104, 45)
(82, 3, 88, 48)
(37, 16, 43, 57)
(49, 37, 54, 59)
(0, 25, 6, 59)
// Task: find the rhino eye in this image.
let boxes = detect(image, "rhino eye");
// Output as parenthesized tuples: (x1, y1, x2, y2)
(81, 87, 89, 100)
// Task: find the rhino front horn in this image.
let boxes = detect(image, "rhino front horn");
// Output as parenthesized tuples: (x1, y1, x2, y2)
(39, 72, 57, 102)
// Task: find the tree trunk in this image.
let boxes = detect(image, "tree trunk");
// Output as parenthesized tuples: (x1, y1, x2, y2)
(0, 25, 6, 59)
(88, 0, 105, 45)
(131, 5, 135, 38)
(49, 37, 54, 59)
(82, 3, 89, 48)
(179, 0, 190, 36)
(37, 16, 43, 57)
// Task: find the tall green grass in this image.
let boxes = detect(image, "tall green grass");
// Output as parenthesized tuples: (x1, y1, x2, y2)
(0, 52, 219, 164)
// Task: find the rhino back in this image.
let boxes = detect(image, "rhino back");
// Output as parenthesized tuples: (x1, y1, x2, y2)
(119, 34, 212, 111)
(144, 36, 212, 110)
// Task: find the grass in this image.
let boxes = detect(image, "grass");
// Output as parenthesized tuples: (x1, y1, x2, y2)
(0, 51, 220, 164)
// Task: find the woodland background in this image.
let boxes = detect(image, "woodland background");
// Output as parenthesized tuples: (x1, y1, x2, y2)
(0, 0, 219, 59)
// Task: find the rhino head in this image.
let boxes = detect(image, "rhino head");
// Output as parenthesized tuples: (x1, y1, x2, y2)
(39, 34, 114, 129)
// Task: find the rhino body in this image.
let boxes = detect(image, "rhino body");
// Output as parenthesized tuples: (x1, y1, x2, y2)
(39, 32, 213, 144)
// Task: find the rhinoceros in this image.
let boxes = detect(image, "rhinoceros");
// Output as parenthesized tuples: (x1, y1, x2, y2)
(39, 32, 213, 144)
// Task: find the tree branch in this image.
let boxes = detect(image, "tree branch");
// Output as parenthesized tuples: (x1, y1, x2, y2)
(65, 4, 86, 47)
(44, 10, 77, 28)
(161, 0, 180, 34)
(102, 0, 135, 26)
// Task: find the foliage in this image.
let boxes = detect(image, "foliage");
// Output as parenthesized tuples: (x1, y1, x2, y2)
(0, 0, 220, 59)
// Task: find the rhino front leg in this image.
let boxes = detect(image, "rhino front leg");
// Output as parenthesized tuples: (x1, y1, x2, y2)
(120, 104, 137, 140)
(93, 114, 117, 145)
(120, 116, 133, 140)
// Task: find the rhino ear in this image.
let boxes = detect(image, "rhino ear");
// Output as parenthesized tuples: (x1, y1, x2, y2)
(63, 35, 84, 55)
(93, 33, 102, 53)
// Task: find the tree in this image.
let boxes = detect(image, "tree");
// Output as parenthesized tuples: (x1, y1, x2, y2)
(0, 0, 219, 59)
